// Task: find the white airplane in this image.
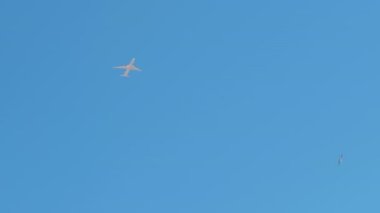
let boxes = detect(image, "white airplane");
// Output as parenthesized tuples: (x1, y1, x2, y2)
(113, 58, 142, 77)
(338, 154, 343, 165)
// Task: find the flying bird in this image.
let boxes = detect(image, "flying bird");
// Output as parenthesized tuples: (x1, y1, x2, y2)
(338, 154, 343, 165)
(113, 58, 142, 77)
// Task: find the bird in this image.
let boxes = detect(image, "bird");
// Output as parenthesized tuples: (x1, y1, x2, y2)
(113, 58, 142, 77)
(338, 154, 343, 165)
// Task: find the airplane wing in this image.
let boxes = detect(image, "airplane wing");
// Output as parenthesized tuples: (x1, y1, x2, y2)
(113, 65, 125, 69)
(129, 58, 136, 65)
(131, 65, 142, 71)
(122, 70, 130, 77)
(338, 155, 343, 165)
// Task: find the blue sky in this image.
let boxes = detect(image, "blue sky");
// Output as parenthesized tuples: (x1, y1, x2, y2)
(1, 0, 380, 212)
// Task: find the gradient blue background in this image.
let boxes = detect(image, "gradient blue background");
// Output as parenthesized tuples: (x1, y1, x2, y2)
(1, 0, 380, 212)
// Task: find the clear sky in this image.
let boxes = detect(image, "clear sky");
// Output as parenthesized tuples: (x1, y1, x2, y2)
(1, 0, 380, 212)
